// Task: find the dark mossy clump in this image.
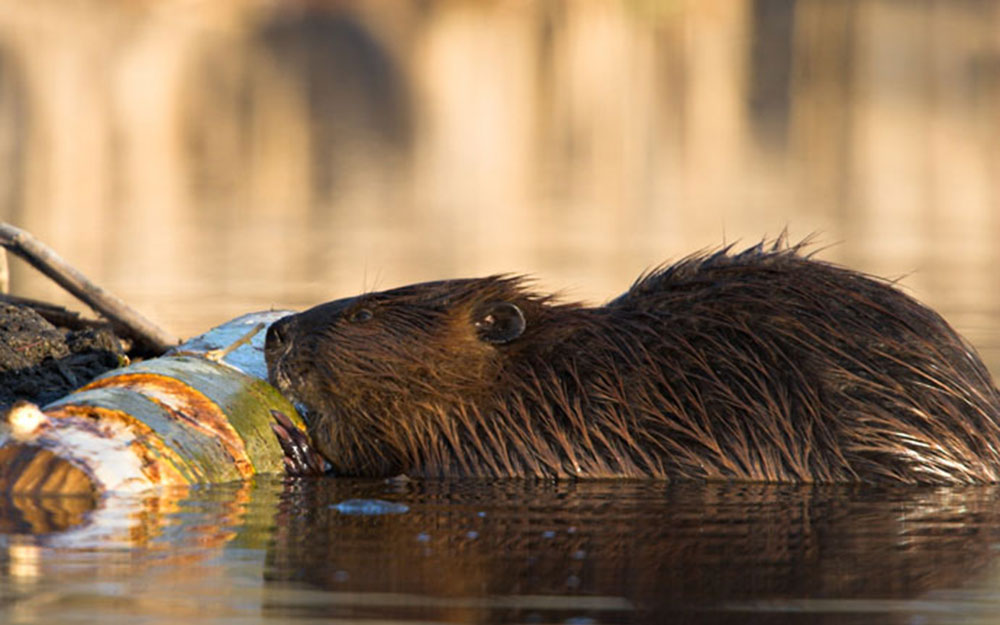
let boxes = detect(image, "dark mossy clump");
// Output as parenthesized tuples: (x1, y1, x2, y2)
(0, 302, 125, 409)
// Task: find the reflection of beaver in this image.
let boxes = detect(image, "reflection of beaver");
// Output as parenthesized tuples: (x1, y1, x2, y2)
(265, 241, 1000, 483)
(264, 480, 1000, 622)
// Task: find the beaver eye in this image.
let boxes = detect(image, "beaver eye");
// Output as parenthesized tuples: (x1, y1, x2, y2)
(474, 302, 525, 344)
(348, 308, 373, 323)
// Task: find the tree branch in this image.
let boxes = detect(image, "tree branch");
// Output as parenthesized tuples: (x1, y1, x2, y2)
(0, 222, 178, 355)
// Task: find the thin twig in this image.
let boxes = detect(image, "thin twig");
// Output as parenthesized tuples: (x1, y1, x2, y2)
(203, 323, 265, 363)
(0, 222, 178, 355)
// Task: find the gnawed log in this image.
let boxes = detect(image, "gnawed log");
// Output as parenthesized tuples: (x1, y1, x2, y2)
(0, 311, 306, 496)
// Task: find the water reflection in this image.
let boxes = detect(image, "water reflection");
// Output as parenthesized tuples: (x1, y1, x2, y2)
(4, 478, 1000, 623)
(0, 493, 95, 536)
(264, 480, 1000, 623)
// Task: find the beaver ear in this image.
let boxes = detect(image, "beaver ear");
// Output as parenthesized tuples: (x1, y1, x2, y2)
(474, 302, 526, 344)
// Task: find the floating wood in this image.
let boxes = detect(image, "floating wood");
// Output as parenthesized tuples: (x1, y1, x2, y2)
(0, 311, 304, 496)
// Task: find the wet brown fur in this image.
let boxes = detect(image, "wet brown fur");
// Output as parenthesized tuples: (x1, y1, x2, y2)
(265, 239, 1000, 483)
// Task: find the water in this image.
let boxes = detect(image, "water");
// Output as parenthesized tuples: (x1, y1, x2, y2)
(3, 478, 1000, 624)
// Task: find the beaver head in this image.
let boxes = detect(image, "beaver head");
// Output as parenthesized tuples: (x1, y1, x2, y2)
(265, 277, 583, 477)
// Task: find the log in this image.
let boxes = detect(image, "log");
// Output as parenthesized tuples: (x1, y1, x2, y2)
(0, 311, 306, 496)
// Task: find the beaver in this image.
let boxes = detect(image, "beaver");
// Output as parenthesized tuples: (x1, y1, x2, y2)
(265, 240, 1000, 483)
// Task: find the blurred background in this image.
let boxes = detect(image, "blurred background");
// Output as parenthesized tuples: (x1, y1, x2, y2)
(0, 0, 999, 364)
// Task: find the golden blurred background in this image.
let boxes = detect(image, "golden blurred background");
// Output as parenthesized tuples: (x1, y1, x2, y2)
(0, 1, 998, 363)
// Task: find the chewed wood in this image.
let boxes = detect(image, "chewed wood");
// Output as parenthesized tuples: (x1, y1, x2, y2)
(45, 404, 193, 487)
(82, 373, 255, 478)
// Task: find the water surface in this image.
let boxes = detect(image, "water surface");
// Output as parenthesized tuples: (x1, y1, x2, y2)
(4, 478, 1000, 624)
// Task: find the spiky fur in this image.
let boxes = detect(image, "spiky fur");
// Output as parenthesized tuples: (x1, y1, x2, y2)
(266, 240, 1000, 483)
